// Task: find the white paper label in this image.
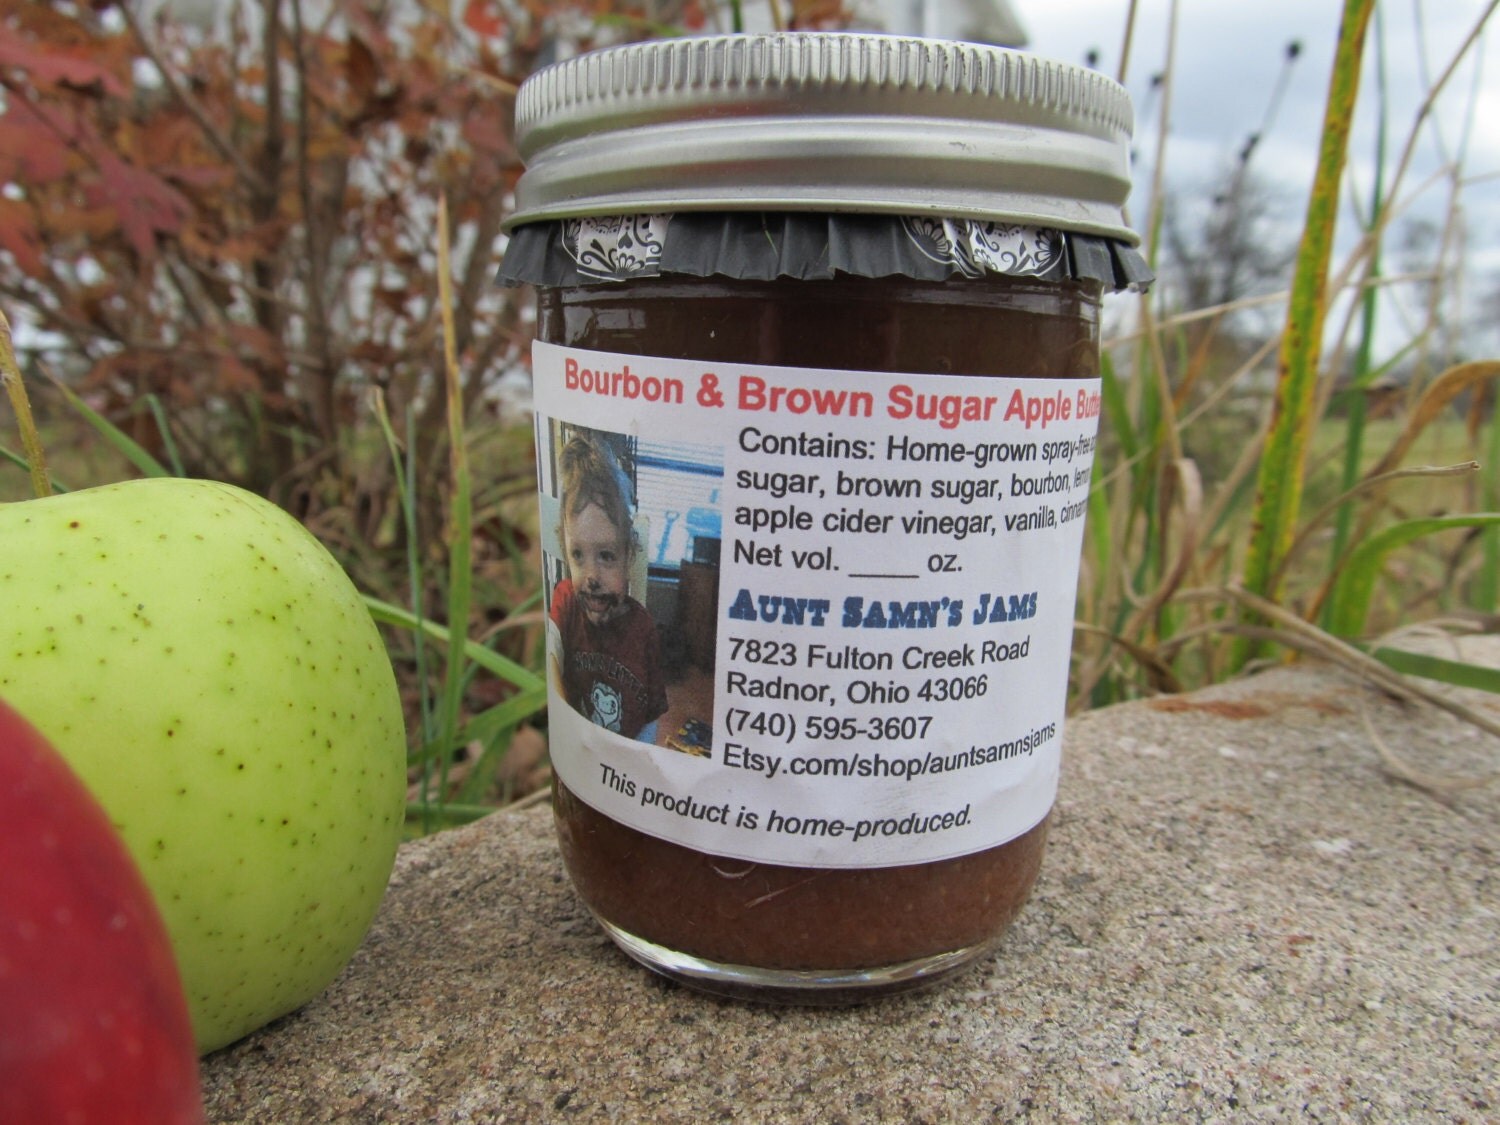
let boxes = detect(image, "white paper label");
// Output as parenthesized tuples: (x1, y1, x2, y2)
(535, 340, 1100, 868)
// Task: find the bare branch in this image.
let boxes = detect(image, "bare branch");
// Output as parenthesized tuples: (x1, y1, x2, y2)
(118, 2, 270, 197)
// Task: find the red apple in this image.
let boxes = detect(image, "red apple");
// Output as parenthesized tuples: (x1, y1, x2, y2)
(0, 696, 204, 1125)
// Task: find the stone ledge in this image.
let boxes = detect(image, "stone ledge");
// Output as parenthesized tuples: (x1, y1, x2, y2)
(203, 642, 1498, 1122)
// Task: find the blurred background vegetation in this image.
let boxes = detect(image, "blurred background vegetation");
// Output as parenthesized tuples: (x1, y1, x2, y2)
(1, 0, 1496, 826)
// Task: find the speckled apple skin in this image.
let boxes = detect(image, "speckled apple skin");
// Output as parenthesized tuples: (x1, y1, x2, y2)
(0, 478, 407, 1054)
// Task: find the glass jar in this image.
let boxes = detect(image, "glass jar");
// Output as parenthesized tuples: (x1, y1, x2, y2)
(500, 33, 1147, 1001)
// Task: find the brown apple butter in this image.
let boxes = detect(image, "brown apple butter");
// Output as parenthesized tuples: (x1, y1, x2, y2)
(541, 274, 1092, 997)
(499, 32, 1147, 1000)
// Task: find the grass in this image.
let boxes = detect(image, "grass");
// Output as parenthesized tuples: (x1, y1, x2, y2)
(1237, 0, 1374, 651)
(1072, 0, 1500, 763)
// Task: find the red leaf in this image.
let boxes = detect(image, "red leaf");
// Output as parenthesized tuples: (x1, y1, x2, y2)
(462, 0, 506, 39)
(0, 101, 82, 185)
(345, 34, 379, 106)
(224, 323, 282, 366)
(0, 198, 45, 276)
(85, 154, 192, 258)
(213, 353, 262, 395)
(0, 30, 127, 97)
(161, 164, 234, 191)
(460, 111, 514, 161)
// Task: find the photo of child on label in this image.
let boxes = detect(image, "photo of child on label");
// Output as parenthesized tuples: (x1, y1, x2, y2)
(545, 430, 669, 745)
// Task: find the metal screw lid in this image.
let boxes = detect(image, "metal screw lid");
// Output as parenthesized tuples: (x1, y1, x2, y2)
(505, 32, 1138, 243)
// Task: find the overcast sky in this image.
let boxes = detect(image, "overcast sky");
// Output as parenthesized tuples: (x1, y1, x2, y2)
(1016, 0, 1500, 345)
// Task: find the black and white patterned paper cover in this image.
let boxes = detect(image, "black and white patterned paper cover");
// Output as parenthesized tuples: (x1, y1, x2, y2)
(497, 213, 1152, 291)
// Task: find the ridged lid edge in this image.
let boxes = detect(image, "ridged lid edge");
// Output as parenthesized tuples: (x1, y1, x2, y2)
(514, 33, 1134, 149)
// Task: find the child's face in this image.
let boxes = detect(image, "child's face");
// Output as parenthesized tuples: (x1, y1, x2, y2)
(564, 502, 630, 625)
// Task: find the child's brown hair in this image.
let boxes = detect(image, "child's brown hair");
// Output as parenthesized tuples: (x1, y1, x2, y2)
(558, 434, 636, 557)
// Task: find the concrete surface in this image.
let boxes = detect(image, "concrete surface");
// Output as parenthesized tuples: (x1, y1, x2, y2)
(202, 642, 1498, 1123)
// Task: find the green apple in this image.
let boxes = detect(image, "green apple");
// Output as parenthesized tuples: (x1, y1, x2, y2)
(0, 477, 407, 1054)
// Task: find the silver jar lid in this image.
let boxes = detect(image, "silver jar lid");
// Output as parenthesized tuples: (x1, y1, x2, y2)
(505, 32, 1138, 244)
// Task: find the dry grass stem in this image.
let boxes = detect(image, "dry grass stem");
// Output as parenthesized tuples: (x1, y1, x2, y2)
(0, 310, 51, 499)
(1219, 585, 1500, 759)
